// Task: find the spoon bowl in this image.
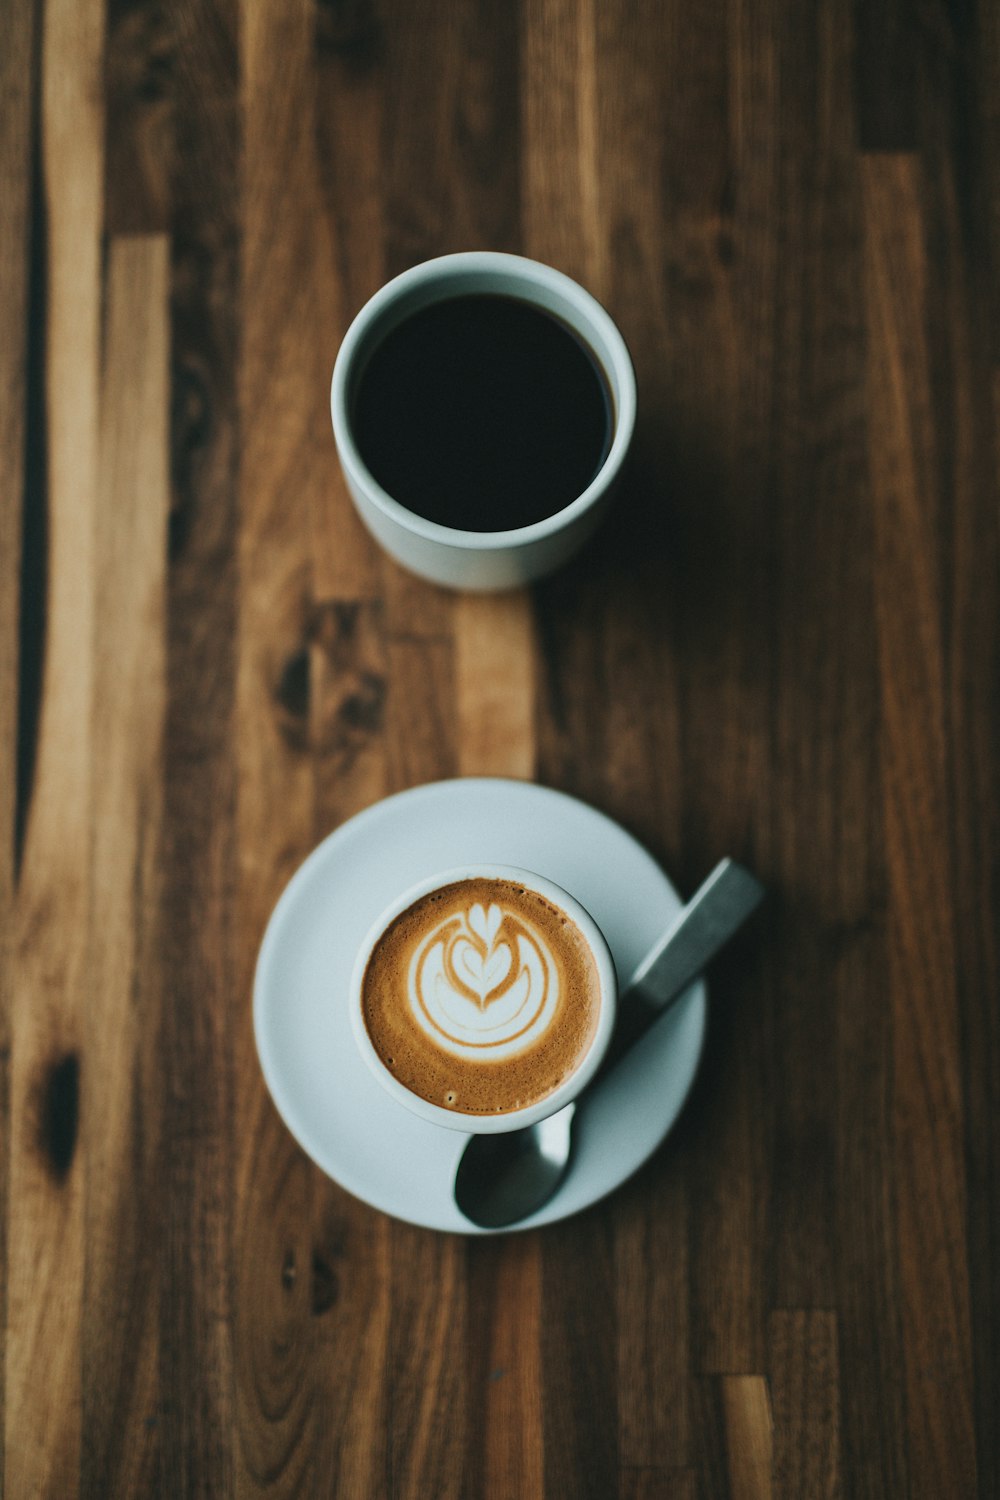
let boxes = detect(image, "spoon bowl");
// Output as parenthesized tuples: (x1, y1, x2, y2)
(453, 1105, 577, 1231)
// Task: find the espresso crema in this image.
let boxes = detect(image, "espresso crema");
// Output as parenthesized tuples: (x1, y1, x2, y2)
(360, 877, 602, 1114)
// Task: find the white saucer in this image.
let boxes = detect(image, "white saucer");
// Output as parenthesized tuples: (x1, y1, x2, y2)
(253, 778, 706, 1234)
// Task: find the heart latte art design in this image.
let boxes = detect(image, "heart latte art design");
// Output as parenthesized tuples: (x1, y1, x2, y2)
(409, 901, 560, 1061)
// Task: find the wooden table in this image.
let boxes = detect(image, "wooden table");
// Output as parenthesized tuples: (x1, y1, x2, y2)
(2, 1, 997, 1495)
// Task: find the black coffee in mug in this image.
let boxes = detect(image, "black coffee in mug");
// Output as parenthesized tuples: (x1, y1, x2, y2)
(350, 293, 614, 532)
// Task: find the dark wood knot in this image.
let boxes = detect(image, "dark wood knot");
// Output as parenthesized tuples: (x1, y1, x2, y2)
(310, 1250, 339, 1315)
(39, 1052, 80, 1182)
(315, 0, 384, 73)
(169, 355, 211, 558)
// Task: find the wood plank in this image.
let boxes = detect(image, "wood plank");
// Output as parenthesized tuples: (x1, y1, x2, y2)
(917, 21, 1000, 1492)
(804, 125, 905, 1500)
(615, 1166, 690, 1470)
(679, 0, 779, 1382)
(955, 367, 1000, 1498)
(236, 13, 398, 1490)
(862, 151, 976, 1500)
(647, 0, 768, 1381)
(479, 1240, 543, 1500)
(454, 592, 535, 780)
(234, 2, 329, 1494)
(768, 1310, 840, 1500)
(0, 0, 39, 1475)
(231, 1119, 318, 1498)
(463, 1237, 544, 1500)
(385, 637, 457, 791)
(521, 0, 604, 289)
(764, 0, 873, 1320)
(158, 2, 240, 1492)
(540, 1218, 617, 1500)
(757, 15, 898, 1473)
(720, 1377, 774, 1500)
(307, 1193, 392, 1500)
(5, 0, 105, 1493)
(832, 914, 908, 1500)
(388, 1228, 468, 1500)
(83, 234, 170, 1497)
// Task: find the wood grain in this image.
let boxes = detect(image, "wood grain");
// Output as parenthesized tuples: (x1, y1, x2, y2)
(614, 1166, 689, 1471)
(769, 1310, 840, 1500)
(4, 0, 999, 1496)
(864, 152, 976, 1499)
(455, 593, 535, 780)
(0, 0, 39, 1478)
(918, 19, 1000, 1498)
(469, 1236, 544, 1500)
(160, 2, 240, 1492)
(83, 232, 170, 1497)
(721, 1377, 774, 1500)
(6, 0, 105, 1494)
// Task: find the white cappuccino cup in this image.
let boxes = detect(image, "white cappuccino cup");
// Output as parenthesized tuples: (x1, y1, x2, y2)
(349, 864, 619, 1134)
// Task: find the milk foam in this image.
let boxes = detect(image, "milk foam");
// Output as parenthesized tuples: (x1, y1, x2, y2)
(408, 900, 559, 1062)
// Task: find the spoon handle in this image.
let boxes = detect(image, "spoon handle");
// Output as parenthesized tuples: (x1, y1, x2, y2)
(629, 858, 765, 1003)
(596, 859, 765, 1080)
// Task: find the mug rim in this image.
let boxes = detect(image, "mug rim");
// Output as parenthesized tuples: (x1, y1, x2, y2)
(348, 862, 619, 1134)
(330, 251, 637, 553)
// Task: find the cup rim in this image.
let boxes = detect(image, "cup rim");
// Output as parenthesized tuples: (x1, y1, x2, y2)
(348, 863, 619, 1134)
(330, 251, 637, 552)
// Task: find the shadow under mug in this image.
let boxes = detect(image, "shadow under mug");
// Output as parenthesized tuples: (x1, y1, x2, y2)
(330, 252, 637, 591)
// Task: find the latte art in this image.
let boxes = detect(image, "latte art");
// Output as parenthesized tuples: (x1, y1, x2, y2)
(410, 902, 559, 1060)
(360, 876, 603, 1115)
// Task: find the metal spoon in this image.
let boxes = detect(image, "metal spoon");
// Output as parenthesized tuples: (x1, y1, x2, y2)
(453, 858, 765, 1229)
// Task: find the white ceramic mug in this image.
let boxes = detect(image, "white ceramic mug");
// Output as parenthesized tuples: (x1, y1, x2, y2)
(330, 253, 637, 591)
(349, 864, 619, 1134)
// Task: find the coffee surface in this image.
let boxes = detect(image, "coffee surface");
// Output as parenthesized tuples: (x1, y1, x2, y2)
(351, 293, 613, 531)
(361, 877, 602, 1115)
